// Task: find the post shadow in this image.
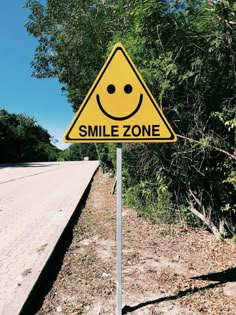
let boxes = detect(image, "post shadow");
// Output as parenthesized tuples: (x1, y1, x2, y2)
(122, 267, 236, 314)
(191, 267, 236, 283)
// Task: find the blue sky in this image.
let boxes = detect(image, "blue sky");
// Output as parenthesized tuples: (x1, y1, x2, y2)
(0, 1, 73, 149)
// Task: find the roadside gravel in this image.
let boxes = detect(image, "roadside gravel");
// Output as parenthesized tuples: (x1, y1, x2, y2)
(37, 170, 236, 315)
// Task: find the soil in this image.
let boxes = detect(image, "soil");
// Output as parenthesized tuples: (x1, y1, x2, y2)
(37, 170, 236, 315)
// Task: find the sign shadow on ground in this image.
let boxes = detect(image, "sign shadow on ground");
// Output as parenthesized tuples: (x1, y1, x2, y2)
(122, 267, 236, 314)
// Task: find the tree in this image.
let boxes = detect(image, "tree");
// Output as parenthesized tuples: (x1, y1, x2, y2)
(58, 143, 97, 161)
(24, 0, 127, 111)
(0, 109, 59, 163)
(118, 0, 236, 236)
(25, 0, 236, 236)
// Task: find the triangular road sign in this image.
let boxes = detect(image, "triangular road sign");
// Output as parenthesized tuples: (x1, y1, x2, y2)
(64, 43, 177, 143)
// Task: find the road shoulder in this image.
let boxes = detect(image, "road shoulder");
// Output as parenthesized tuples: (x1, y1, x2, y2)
(38, 170, 236, 315)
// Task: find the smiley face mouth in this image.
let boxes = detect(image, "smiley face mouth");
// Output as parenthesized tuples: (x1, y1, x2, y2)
(96, 94, 143, 121)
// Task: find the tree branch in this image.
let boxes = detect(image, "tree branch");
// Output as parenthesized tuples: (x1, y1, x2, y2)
(177, 134, 236, 160)
(187, 193, 221, 239)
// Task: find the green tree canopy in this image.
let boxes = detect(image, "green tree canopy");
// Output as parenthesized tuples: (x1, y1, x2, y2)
(58, 143, 98, 161)
(24, 0, 128, 111)
(0, 109, 59, 163)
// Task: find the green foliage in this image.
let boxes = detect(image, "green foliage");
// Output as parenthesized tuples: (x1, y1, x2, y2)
(24, 0, 126, 111)
(96, 144, 113, 173)
(58, 143, 97, 161)
(25, 0, 236, 233)
(0, 109, 59, 163)
(120, 0, 236, 232)
(58, 144, 82, 161)
(107, 143, 116, 169)
(177, 204, 200, 227)
(125, 173, 173, 223)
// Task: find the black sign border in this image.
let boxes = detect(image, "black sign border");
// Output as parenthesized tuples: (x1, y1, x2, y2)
(65, 46, 175, 142)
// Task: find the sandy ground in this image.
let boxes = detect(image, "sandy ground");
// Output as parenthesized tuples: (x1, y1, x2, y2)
(37, 170, 236, 315)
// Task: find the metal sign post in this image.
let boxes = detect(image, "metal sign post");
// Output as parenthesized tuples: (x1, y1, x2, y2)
(116, 143, 122, 315)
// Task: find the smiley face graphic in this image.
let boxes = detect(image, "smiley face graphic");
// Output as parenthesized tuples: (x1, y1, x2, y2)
(64, 43, 177, 143)
(96, 83, 143, 121)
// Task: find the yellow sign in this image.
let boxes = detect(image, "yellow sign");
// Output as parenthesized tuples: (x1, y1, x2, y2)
(64, 43, 176, 143)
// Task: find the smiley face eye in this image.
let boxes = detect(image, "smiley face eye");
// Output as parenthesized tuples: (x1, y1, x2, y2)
(107, 84, 116, 94)
(124, 84, 132, 94)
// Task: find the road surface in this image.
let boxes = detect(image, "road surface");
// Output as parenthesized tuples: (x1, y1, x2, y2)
(0, 161, 99, 315)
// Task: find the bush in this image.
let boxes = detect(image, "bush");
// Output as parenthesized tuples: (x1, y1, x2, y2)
(59, 144, 97, 161)
(125, 173, 173, 224)
(96, 144, 113, 173)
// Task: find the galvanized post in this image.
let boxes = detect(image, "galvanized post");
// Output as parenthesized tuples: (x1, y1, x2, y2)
(116, 143, 122, 315)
